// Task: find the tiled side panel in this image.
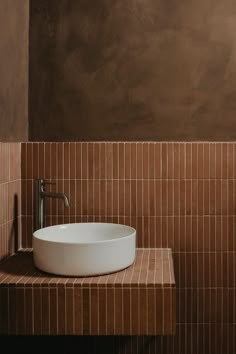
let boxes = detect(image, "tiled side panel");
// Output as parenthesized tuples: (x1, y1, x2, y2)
(0, 143, 21, 262)
(21, 142, 236, 353)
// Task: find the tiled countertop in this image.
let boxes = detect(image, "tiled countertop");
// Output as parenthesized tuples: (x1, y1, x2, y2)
(0, 248, 176, 336)
(0, 248, 175, 288)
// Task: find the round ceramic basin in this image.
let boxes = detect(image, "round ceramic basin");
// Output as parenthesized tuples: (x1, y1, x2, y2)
(33, 223, 136, 276)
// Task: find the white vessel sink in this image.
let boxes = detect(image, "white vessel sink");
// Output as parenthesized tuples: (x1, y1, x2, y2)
(33, 223, 136, 276)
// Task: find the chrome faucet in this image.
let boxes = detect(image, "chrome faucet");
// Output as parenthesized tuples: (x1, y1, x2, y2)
(34, 178, 70, 230)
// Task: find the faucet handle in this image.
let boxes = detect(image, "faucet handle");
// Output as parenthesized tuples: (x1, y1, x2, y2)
(44, 181, 56, 190)
(39, 179, 56, 191)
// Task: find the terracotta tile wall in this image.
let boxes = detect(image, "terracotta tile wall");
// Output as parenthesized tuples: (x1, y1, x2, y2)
(21, 142, 236, 354)
(0, 143, 21, 262)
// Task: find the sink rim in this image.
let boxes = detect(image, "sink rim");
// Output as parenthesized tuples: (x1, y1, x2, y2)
(33, 222, 136, 246)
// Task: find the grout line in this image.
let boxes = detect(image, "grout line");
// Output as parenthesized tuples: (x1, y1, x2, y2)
(184, 143, 187, 350)
(141, 143, 144, 247)
(160, 143, 163, 247)
(117, 144, 120, 224)
(86, 143, 89, 223)
(20, 177, 236, 181)
(75, 144, 77, 223)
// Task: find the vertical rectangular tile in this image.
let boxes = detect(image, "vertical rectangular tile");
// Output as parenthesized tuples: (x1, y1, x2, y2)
(69, 143, 76, 180)
(33, 287, 42, 335)
(228, 143, 234, 179)
(32, 143, 39, 179)
(210, 143, 216, 179)
(173, 143, 180, 179)
(143, 143, 149, 179)
(162, 143, 168, 179)
(131, 288, 139, 335)
(51, 143, 57, 179)
(49, 287, 57, 335)
(8, 287, 16, 335)
(76, 143, 82, 179)
(98, 288, 107, 335)
(155, 143, 161, 179)
(185, 180, 192, 215)
(88, 143, 94, 180)
(192, 143, 198, 179)
(82, 288, 90, 335)
(74, 287, 82, 335)
(57, 143, 64, 179)
(180, 180, 186, 215)
(203, 143, 210, 179)
(118, 143, 125, 180)
(100, 180, 106, 216)
(130, 143, 137, 179)
(149, 143, 155, 179)
(90, 287, 98, 335)
(198, 179, 204, 216)
(106, 288, 115, 335)
(139, 288, 148, 335)
(65, 287, 74, 335)
(45, 143, 51, 180)
(147, 288, 156, 335)
(156, 289, 163, 334)
(198, 143, 204, 179)
(114, 288, 123, 334)
(106, 143, 113, 180)
(26, 143, 33, 179)
(41, 287, 50, 335)
(82, 143, 88, 180)
(21, 143, 27, 180)
(155, 180, 162, 216)
(113, 180, 118, 216)
(123, 288, 131, 335)
(186, 143, 192, 179)
(142, 180, 149, 216)
(168, 143, 174, 179)
(38, 143, 45, 178)
(162, 180, 168, 216)
(149, 179, 155, 217)
(112, 143, 118, 180)
(222, 143, 228, 179)
(137, 143, 143, 179)
(210, 180, 216, 215)
(81, 180, 88, 215)
(216, 143, 222, 179)
(58, 287, 66, 335)
(215, 180, 222, 215)
(124, 143, 131, 179)
(25, 287, 33, 335)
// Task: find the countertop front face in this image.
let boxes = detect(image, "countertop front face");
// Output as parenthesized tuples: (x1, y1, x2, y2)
(0, 248, 176, 336)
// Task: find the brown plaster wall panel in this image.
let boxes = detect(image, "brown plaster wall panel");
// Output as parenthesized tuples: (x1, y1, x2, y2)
(30, 0, 236, 141)
(0, 0, 29, 141)
(0, 249, 176, 336)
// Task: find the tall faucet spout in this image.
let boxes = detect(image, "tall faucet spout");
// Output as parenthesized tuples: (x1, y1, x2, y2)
(34, 178, 70, 231)
(41, 191, 70, 207)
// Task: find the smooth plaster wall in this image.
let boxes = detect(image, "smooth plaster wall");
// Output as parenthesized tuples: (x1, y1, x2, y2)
(29, 0, 236, 141)
(0, 0, 29, 141)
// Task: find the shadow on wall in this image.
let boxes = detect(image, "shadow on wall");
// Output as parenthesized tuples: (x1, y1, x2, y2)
(7, 194, 19, 258)
(0, 335, 160, 354)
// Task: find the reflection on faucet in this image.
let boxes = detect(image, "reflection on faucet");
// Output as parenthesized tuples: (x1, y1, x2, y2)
(34, 178, 70, 231)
